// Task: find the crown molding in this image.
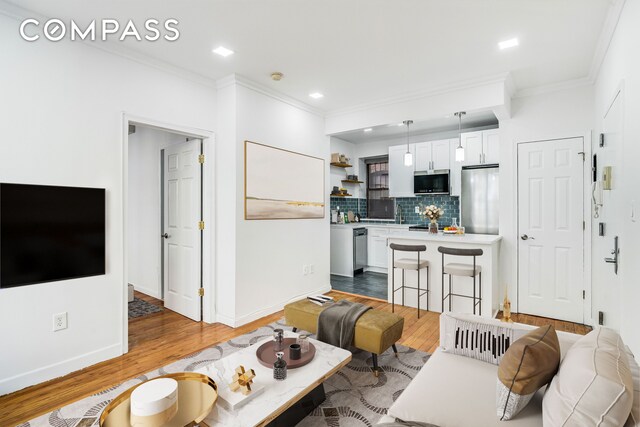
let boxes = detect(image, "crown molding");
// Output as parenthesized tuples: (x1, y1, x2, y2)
(587, 0, 626, 83)
(218, 74, 325, 117)
(0, 0, 218, 90)
(513, 76, 594, 99)
(326, 72, 511, 118)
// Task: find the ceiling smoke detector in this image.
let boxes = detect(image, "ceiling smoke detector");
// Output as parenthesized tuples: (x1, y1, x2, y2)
(271, 72, 284, 81)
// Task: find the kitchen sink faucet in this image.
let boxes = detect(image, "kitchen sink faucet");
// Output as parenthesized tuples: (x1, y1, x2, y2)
(396, 205, 404, 224)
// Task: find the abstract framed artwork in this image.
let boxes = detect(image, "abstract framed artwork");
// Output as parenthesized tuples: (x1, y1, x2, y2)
(244, 141, 325, 220)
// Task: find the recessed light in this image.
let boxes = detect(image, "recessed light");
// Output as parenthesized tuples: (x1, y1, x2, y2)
(498, 38, 519, 50)
(363, 128, 373, 132)
(213, 46, 234, 57)
(309, 92, 324, 99)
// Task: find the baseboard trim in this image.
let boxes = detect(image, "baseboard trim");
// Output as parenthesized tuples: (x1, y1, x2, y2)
(0, 343, 122, 395)
(222, 285, 332, 328)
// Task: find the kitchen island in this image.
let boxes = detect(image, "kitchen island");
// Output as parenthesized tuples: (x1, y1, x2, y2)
(385, 231, 501, 317)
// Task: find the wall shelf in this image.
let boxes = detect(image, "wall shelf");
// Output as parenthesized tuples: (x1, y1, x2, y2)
(330, 162, 352, 168)
(341, 180, 363, 184)
(330, 193, 353, 197)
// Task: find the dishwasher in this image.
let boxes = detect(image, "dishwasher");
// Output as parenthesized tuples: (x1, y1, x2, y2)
(353, 227, 368, 275)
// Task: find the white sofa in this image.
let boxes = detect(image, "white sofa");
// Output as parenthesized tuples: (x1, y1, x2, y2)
(379, 314, 640, 427)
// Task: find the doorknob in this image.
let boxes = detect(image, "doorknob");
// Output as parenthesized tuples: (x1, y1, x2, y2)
(161, 233, 170, 239)
(520, 234, 534, 240)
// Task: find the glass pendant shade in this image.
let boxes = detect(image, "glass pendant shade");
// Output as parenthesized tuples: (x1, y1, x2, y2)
(455, 145, 465, 162)
(404, 151, 413, 166)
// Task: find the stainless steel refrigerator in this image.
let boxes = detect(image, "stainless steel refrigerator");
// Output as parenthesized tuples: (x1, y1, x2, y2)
(461, 165, 499, 235)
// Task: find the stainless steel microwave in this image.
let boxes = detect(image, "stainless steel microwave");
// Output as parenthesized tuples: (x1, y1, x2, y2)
(414, 170, 450, 195)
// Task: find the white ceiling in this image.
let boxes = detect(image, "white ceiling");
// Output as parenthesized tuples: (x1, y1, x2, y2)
(333, 110, 498, 144)
(6, 0, 612, 112)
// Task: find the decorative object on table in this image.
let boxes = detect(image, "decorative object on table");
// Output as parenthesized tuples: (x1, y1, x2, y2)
(419, 204, 444, 234)
(297, 334, 310, 353)
(501, 287, 513, 323)
(98, 372, 217, 427)
(130, 377, 178, 426)
(354, 213, 361, 222)
(244, 141, 324, 220)
(273, 352, 288, 380)
(256, 337, 317, 369)
(443, 218, 460, 234)
(289, 344, 302, 360)
(273, 328, 285, 352)
(229, 365, 256, 395)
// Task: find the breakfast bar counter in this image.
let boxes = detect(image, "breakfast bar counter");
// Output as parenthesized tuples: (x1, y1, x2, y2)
(384, 231, 501, 317)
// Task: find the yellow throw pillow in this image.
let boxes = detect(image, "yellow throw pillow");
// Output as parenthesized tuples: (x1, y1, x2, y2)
(496, 325, 560, 420)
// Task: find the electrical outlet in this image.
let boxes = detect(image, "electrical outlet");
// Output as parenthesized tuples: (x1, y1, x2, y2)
(53, 312, 68, 332)
(414, 206, 420, 214)
(598, 311, 604, 325)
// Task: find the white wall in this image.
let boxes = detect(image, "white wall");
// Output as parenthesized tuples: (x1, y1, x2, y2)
(593, 0, 640, 354)
(232, 82, 331, 325)
(0, 13, 217, 394)
(127, 127, 185, 299)
(499, 86, 594, 315)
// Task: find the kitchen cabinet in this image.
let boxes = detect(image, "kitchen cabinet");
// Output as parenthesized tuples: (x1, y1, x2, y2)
(388, 144, 415, 198)
(460, 129, 500, 166)
(415, 139, 451, 171)
(367, 227, 388, 269)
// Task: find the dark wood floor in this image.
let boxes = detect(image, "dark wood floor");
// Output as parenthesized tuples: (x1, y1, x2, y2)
(0, 291, 590, 426)
(330, 271, 388, 300)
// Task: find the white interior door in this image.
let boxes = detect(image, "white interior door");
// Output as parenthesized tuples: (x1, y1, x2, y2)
(163, 139, 202, 321)
(518, 138, 584, 322)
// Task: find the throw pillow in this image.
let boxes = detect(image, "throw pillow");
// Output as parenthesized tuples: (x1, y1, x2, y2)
(440, 312, 531, 365)
(543, 327, 633, 427)
(496, 324, 560, 421)
(625, 346, 640, 427)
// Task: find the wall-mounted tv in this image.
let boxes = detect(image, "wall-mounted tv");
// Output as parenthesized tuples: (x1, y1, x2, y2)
(0, 183, 105, 288)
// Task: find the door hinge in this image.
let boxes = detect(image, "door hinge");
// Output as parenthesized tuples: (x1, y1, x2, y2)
(198, 154, 205, 164)
(583, 221, 586, 230)
(583, 290, 585, 300)
(198, 287, 204, 297)
(198, 221, 205, 230)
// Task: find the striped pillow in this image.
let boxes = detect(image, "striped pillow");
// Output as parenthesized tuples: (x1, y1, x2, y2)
(440, 312, 530, 365)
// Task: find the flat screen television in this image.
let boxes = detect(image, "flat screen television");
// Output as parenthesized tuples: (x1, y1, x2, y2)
(0, 183, 105, 288)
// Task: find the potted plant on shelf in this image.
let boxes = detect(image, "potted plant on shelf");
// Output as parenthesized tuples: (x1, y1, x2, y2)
(420, 204, 444, 234)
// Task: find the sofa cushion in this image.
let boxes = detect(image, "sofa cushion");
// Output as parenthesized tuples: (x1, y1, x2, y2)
(626, 346, 640, 427)
(543, 327, 633, 427)
(440, 312, 532, 365)
(497, 325, 560, 420)
(387, 348, 545, 427)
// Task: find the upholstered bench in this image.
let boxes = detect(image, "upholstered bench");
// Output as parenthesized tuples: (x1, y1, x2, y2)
(284, 298, 404, 375)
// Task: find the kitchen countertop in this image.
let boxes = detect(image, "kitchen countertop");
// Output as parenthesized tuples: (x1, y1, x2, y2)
(383, 230, 502, 244)
(330, 223, 415, 229)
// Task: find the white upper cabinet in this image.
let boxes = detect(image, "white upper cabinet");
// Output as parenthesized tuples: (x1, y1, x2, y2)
(414, 139, 451, 171)
(483, 129, 500, 164)
(389, 144, 416, 198)
(460, 129, 500, 166)
(431, 139, 451, 170)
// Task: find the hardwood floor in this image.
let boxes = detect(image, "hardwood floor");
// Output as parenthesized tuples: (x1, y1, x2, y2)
(0, 291, 589, 426)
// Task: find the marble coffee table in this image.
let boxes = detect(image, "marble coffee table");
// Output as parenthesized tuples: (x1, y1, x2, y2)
(196, 331, 352, 427)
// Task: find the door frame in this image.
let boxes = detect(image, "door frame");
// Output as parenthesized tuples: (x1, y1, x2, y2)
(121, 113, 215, 354)
(514, 131, 593, 326)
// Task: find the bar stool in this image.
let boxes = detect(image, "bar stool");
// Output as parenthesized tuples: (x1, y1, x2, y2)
(438, 246, 483, 315)
(390, 243, 429, 318)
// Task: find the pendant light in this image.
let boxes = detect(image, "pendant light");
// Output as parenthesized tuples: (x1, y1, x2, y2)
(403, 120, 413, 167)
(454, 112, 466, 162)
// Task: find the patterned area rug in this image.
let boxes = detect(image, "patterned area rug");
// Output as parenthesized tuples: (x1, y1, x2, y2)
(128, 297, 163, 319)
(22, 319, 430, 427)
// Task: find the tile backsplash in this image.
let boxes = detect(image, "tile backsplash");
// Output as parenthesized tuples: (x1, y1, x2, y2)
(330, 195, 459, 226)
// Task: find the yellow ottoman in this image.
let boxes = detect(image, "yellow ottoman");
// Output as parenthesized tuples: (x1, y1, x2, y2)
(284, 298, 404, 375)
